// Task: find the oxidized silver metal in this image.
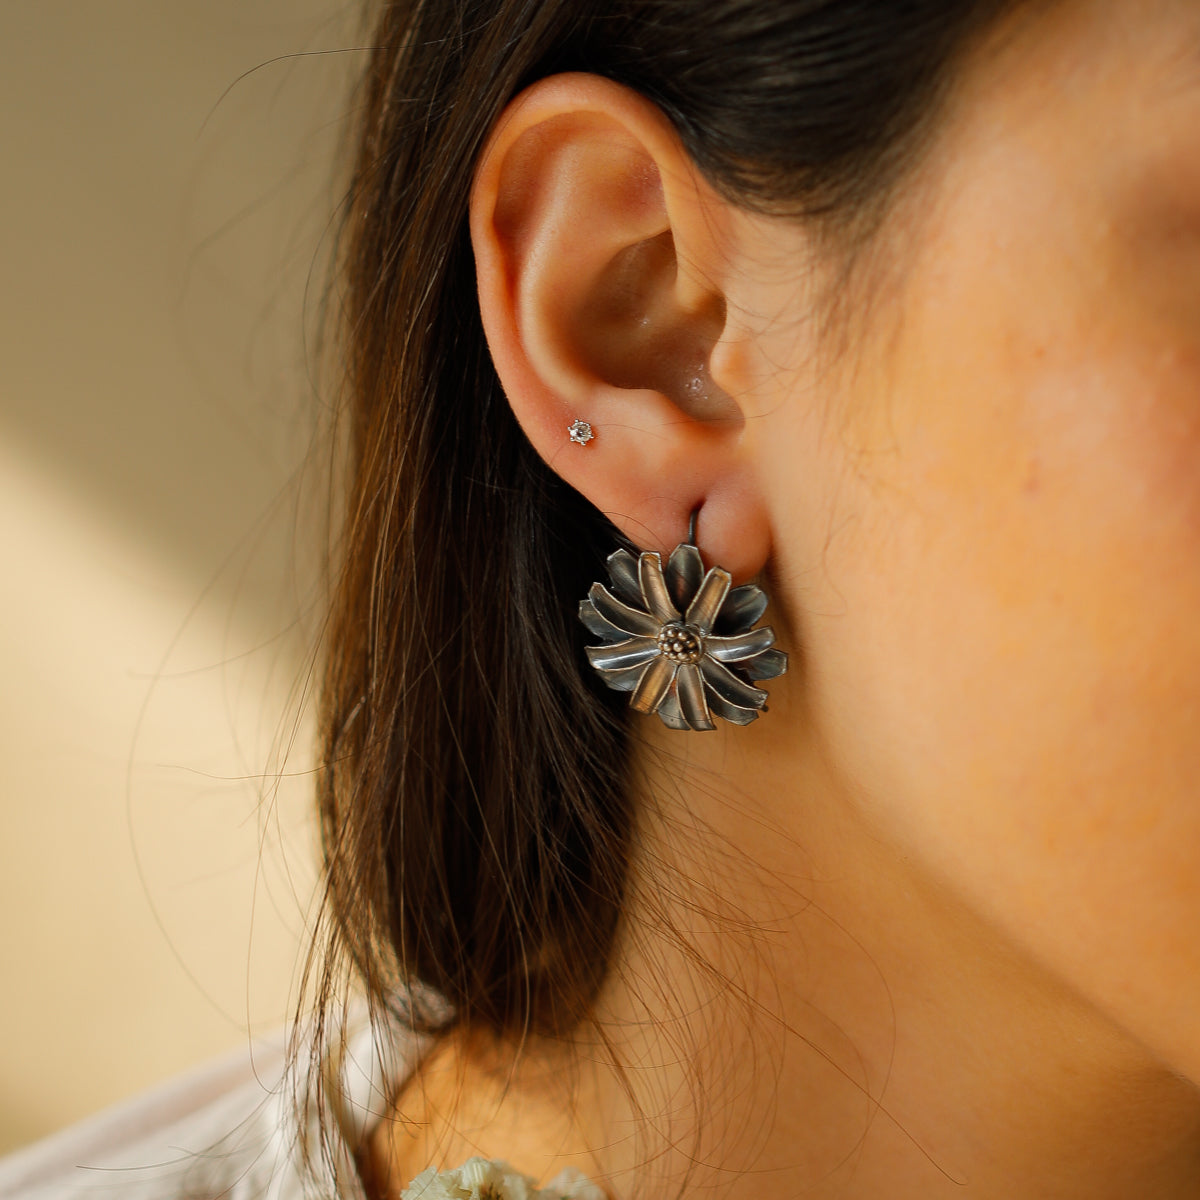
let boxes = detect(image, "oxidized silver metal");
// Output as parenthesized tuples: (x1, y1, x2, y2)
(579, 526, 787, 731)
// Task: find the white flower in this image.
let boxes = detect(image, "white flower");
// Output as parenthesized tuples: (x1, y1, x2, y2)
(400, 1157, 605, 1200)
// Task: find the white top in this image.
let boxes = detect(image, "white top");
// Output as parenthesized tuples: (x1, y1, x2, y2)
(0, 1014, 419, 1200)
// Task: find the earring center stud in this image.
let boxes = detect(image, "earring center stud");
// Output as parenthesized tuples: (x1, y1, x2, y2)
(657, 622, 705, 664)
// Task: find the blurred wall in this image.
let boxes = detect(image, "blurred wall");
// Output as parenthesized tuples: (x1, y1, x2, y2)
(0, 1, 360, 1151)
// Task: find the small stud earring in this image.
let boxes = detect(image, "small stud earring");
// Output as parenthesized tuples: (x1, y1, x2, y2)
(579, 511, 787, 730)
(568, 419, 594, 446)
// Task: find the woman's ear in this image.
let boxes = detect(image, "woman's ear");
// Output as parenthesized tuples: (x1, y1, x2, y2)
(469, 72, 770, 580)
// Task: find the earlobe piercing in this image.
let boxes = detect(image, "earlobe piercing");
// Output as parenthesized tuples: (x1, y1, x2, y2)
(579, 511, 787, 730)
(568, 419, 594, 446)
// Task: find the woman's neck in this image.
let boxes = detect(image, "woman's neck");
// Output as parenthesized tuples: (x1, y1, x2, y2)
(372, 708, 1200, 1199)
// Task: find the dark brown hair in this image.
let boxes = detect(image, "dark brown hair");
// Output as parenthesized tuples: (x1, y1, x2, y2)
(311, 0, 1022, 1088)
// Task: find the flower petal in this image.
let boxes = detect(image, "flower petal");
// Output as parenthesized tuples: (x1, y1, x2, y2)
(706, 690, 760, 725)
(655, 688, 690, 730)
(606, 548, 644, 607)
(578, 597, 636, 641)
(595, 663, 645, 692)
(742, 647, 788, 681)
(705, 626, 776, 663)
(676, 662, 716, 731)
(666, 542, 704, 611)
(716, 584, 768, 634)
(585, 637, 660, 671)
(638, 552, 680, 624)
(630, 654, 677, 714)
(685, 567, 732, 634)
(547, 1167, 609, 1200)
(589, 582, 660, 637)
(700, 656, 768, 710)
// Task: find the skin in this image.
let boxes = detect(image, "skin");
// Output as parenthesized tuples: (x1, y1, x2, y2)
(372, 1, 1200, 1196)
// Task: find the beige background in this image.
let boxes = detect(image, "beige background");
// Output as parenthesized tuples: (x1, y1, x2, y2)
(0, 1, 361, 1151)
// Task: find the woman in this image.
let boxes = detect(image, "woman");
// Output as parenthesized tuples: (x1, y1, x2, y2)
(5, 0, 1200, 1196)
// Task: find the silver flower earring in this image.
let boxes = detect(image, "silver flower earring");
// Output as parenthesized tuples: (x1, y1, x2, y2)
(579, 512, 787, 730)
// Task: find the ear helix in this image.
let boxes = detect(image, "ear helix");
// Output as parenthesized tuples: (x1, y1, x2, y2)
(578, 508, 787, 731)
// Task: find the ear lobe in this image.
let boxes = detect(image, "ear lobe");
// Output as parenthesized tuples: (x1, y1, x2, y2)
(469, 73, 771, 581)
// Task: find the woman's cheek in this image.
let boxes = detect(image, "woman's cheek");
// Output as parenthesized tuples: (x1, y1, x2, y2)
(816, 335, 1200, 1070)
